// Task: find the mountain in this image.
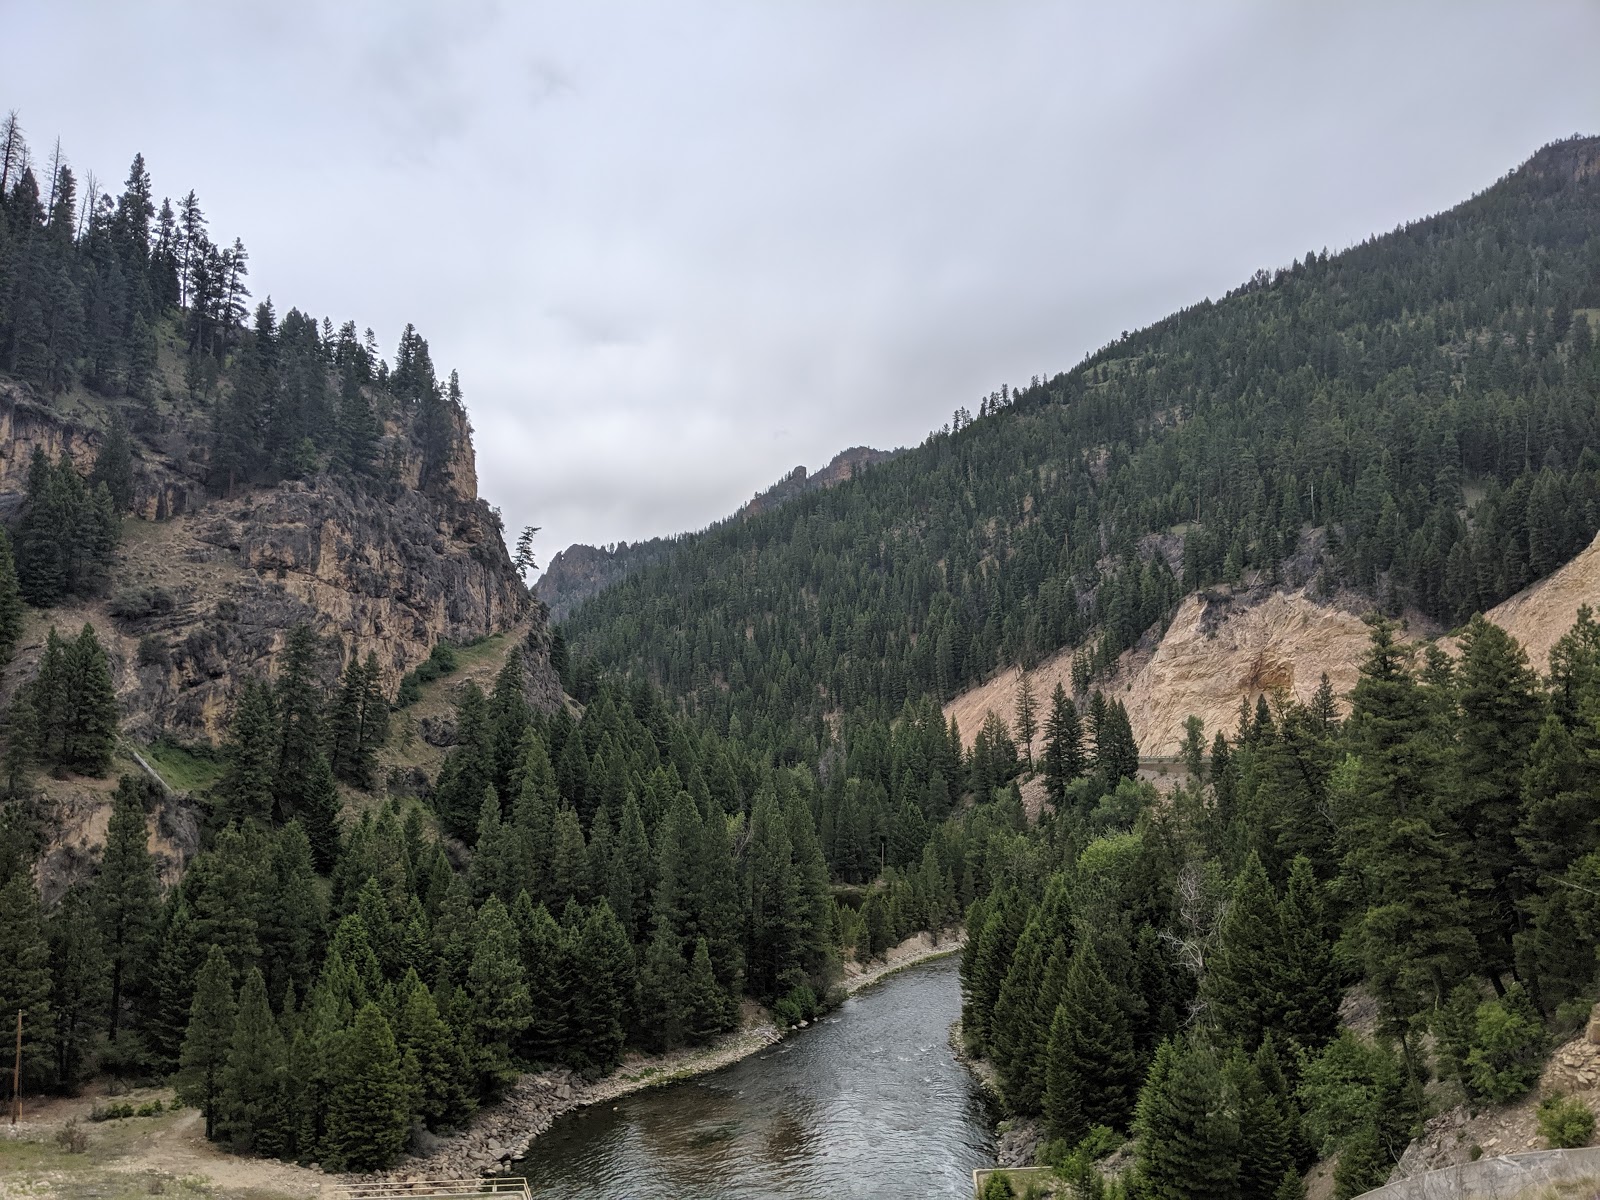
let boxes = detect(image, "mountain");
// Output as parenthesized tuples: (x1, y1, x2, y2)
(536, 444, 897, 621)
(0, 373, 546, 746)
(560, 135, 1600, 760)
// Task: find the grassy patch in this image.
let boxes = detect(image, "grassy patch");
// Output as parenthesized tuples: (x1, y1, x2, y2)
(141, 739, 226, 793)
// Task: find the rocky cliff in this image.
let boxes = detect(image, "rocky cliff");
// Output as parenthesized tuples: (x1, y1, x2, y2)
(0, 375, 561, 745)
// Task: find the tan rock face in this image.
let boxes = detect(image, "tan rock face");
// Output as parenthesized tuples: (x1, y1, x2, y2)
(944, 589, 1374, 758)
(944, 530, 1600, 761)
(0, 382, 558, 745)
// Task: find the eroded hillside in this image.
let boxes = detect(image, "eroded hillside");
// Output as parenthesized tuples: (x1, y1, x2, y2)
(0, 376, 556, 745)
(945, 531, 1600, 758)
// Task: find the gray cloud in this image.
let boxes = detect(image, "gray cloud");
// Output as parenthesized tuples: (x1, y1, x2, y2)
(8, 1, 1597, 566)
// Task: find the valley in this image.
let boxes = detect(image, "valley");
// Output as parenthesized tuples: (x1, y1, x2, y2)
(0, 74, 1598, 1200)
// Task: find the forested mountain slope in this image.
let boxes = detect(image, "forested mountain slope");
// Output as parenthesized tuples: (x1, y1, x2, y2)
(561, 135, 1600, 762)
(0, 116, 1011, 1183)
(0, 122, 543, 744)
(537, 444, 897, 622)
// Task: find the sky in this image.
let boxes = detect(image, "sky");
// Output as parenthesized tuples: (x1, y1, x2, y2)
(8, 2, 1598, 566)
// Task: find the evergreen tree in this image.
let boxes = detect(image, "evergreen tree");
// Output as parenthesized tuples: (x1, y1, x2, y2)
(216, 967, 287, 1155)
(323, 1002, 409, 1171)
(394, 971, 475, 1131)
(94, 778, 159, 1043)
(1203, 852, 1281, 1048)
(567, 901, 633, 1072)
(0, 874, 53, 1095)
(1452, 617, 1542, 980)
(273, 623, 327, 826)
(89, 412, 136, 512)
(1133, 1038, 1240, 1200)
(1336, 621, 1473, 1028)
(1048, 940, 1138, 1135)
(1274, 856, 1339, 1052)
(219, 678, 279, 826)
(464, 895, 530, 1097)
(177, 946, 237, 1139)
(1014, 673, 1038, 767)
(1042, 683, 1086, 804)
(683, 936, 730, 1044)
(145, 892, 203, 1070)
(47, 882, 107, 1090)
(0, 528, 22, 667)
(513, 894, 567, 1066)
(298, 750, 344, 872)
(327, 651, 388, 790)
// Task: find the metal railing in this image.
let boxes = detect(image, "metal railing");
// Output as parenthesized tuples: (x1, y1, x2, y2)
(340, 1181, 532, 1199)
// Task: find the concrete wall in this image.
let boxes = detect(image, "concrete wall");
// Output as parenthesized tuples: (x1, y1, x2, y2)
(1357, 1148, 1600, 1199)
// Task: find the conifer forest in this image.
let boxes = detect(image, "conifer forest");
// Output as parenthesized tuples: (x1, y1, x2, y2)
(2, 75, 1600, 1200)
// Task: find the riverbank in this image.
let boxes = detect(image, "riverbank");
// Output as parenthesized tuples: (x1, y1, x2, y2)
(365, 927, 967, 1182)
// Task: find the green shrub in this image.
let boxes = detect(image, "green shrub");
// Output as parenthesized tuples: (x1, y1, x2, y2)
(1466, 986, 1550, 1103)
(772, 984, 818, 1027)
(395, 642, 461, 708)
(980, 1173, 1015, 1200)
(1537, 1094, 1596, 1148)
(137, 633, 169, 667)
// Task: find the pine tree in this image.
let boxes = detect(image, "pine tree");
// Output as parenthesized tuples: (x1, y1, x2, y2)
(684, 936, 731, 1043)
(216, 967, 287, 1155)
(145, 892, 203, 1070)
(1133, 1038, 1240, 1200)
(177, 946, 237, 1139)
(47, 882, 107, 1090)
(89, 412, 136, 512)
(1203, 852, 1281, 1048)
(1042, 683, 1085, 804)
(324, 1002, 409, 1171)
(1042, 1001, 1086, 1142)
(567, 901, 633, 1072)
(259, 822, 326, 1007)
(0, 874, 53, 1096)
(464, 895, 531, 1097)
(55, 624, 119, 775)
(274, 624, 327, 826)
(94, 779, 159, 1043)
(1227, 1048, 1297, 1200)
(1273, 856, 1339, 1052)
(394, 971, 475, 1131)
(1337, 620, 1474, 1028)
(0, 528, 22, 666)
(513, 894, 567, 1066)
(1051, 940, 1138, 1134)
(1452, 616, 1542, 980)
(298, 750, 343, 872)
(219, 678, 278, 826)
(327, 651, 388, 789)
(1014, 673, 1038, 767)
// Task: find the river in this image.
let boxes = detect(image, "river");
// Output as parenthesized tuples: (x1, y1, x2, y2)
(510, 954, 996, 1198)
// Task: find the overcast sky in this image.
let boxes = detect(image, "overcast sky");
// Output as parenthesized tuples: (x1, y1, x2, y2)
(9, 2, 1598, 564)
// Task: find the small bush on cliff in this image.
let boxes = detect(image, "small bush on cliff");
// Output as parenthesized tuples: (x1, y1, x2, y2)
(1537, 1094, 1596, 1148)
(1466, 986, 1550, 1104)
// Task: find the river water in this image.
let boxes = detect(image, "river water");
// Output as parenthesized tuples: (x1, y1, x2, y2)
(511, 955, 996, 1198)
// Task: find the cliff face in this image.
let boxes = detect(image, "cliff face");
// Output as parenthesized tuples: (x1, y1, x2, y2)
(538, 539, 672, 623)
(0, 377, 561, 745)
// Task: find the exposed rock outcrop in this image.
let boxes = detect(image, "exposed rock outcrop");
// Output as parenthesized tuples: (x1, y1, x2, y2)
(0, 377, 558, 744)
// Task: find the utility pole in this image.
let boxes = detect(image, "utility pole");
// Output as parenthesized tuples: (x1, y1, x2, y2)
(11, 1009, 20, 1125)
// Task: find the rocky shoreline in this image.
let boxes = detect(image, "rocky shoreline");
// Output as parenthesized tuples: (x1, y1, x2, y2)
(355, 928, 966, 1183)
